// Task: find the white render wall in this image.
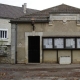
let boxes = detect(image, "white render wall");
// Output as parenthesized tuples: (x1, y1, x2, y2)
(0, 18, 11, 45)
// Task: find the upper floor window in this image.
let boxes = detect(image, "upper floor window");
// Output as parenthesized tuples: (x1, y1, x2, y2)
(0, 29, 8, 39)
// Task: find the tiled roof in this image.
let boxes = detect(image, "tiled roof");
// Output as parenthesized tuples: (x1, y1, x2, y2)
(11, 4, 80, 22)
(0, 3, 39, 19)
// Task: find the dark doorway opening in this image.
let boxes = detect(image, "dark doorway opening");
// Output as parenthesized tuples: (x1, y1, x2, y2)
(28, 36, 40, 63)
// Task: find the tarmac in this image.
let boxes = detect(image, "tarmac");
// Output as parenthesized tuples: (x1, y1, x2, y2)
(0, 63, 80, 80)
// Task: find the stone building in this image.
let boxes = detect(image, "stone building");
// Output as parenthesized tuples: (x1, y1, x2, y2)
(11, 4, 80, 64)
(0, 3, 39, 63)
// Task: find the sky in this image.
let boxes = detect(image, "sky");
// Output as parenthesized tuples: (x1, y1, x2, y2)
(0, 0, 80, 10)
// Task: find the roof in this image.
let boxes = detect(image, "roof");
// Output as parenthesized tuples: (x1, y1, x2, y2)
(0, 3, 39, 19)
(10, 4, 80, 23)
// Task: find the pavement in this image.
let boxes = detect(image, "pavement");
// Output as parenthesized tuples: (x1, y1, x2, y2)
(0, 64, 80, 80)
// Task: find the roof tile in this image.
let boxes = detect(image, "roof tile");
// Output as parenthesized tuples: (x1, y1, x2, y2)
(0, 3, 39, 19)
(11, 4, 80, 22)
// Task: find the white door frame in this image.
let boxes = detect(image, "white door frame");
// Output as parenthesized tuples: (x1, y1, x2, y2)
(25, 31, 43, 63)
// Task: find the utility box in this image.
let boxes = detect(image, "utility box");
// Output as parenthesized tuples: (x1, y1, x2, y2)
(59, 56, 71, 64)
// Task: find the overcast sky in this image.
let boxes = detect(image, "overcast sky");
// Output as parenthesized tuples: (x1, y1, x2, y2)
(0, 0, 80, 10)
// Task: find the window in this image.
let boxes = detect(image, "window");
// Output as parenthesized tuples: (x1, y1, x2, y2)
(77, 38, 80, 48)
(0, 29, 8, 39)
(65, 38, 75, 48)
(43, 37, 80, 50)
(54, 38, 64, 48)
(43, 38, 53, 48)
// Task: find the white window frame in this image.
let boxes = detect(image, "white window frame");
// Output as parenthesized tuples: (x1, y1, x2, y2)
(0, 29, 8, 39)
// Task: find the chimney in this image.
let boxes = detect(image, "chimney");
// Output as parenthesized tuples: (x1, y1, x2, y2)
(22, 3, 27, 14)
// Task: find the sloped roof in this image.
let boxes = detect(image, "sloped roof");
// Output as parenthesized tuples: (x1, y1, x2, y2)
(11, 4, 80, 23)
(0, 3, 39, 19)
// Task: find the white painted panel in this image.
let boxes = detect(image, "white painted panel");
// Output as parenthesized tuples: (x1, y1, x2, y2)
(59, 56, 71, 64)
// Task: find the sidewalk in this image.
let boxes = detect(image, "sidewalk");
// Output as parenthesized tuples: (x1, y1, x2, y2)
(0, 63, 80, 69)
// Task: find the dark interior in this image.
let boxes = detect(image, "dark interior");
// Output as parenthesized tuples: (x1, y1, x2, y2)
(28, 36, 40, 63)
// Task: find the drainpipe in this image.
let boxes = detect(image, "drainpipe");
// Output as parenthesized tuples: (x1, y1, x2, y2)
(15, 24, 17, 64)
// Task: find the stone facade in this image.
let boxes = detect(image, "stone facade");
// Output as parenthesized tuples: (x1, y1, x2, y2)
(12, 17, 80, 63)
(0, 18, 11, 63)
(0, 46, 11, 63)
(0, 3, 39, 64)
(10, 4, 80, 64)
(0, 19, 11, 45)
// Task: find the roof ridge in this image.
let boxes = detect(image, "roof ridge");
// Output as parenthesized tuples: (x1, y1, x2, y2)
(60, 3, 80, 10)
(41, 4, 80, 12)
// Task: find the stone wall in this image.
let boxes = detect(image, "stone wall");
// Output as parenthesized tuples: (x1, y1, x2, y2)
(17, 24, 32, 63)
(0, 18, 11, 45)
(16, 20, 80, 63)
(0, 46, 11, 63)
(0, 18, 11, 63)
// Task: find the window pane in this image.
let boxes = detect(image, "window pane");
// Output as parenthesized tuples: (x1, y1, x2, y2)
(54, 38, 64, 48)
(1, 31, 2, 38)
(43, 38, 53, 48)
(66, 38, 75, 48)
(77, 38, 80, 48)
(5, 31, 7, 38)
(3, 31, 4, 38)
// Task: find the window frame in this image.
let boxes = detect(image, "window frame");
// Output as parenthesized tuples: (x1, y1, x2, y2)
(42, 37, 80, 50)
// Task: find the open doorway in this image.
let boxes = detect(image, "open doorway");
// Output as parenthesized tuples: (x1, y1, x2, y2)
(28, 36, 40, 63)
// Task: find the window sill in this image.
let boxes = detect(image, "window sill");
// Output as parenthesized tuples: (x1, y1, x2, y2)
(0, 39, 8, 42)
